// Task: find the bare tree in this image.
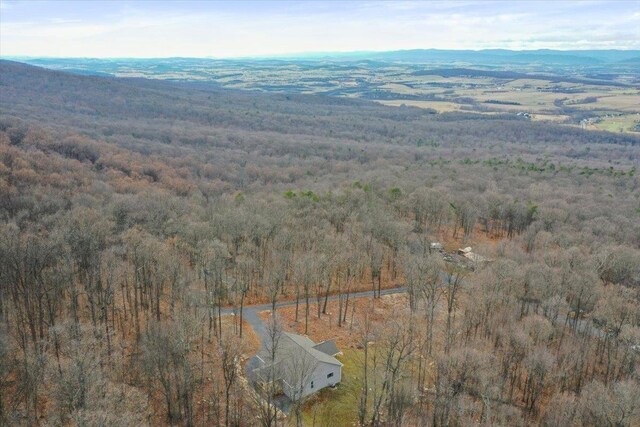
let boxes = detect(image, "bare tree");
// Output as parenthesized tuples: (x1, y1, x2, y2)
(200, 238, 229, 342)
(220, 334, 240, 427)
(579, 380, 640, 426)
(294, 252, 316, 334)
(523, 347, 555, 414)
(367, 316, 417, 427)
(0, 326, 17, 425)
(357, 304, 375, 426)
(405, 250, 443, 355)
(255, 314, 283, 427)
(141, 315, 199, 425)
(443, 264, 467, 354)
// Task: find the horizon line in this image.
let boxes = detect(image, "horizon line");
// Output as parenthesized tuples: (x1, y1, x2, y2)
(2, 47, 639, 62)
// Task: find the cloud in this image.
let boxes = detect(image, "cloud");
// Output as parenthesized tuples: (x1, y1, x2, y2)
(1, 0, 638, 57)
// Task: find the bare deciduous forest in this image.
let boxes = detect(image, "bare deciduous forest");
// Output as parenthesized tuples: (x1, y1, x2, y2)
(0, 60, 639, 426)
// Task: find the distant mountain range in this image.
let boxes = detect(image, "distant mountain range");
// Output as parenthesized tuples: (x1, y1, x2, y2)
(279, 49, 640, 65)
(6, 49, 640, 66)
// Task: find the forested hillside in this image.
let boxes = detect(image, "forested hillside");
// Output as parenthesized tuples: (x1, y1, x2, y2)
(15, 55, 640, 134)
(1, 60, 639, 426)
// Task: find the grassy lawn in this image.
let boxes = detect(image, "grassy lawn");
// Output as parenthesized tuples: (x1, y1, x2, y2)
(377, 99, 463, 112)
(296, 349, 363, 427)
(593, 114, 640, 133)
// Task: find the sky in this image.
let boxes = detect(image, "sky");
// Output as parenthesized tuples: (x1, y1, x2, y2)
(1, 0, 639, 58)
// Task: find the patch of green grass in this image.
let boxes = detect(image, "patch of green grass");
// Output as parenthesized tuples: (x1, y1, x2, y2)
(297, 349, 363, 427)
(594, 114, 640, 133)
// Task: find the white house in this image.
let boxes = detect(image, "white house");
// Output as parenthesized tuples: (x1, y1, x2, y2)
(253, 332, 342, 400)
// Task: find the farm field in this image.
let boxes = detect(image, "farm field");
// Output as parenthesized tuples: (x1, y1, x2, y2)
(18, 55, 640, 134)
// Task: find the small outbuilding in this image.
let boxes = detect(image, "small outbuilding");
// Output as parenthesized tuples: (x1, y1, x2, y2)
(430, 242, 444, 251)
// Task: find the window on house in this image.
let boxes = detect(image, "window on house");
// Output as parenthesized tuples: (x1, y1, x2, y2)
(327, 372, 334, 378)
(310, 381, 314, 389)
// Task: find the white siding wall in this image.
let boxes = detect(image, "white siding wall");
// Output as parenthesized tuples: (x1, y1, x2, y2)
(284, 362, 342, 399)
(303, 362, 341, 398)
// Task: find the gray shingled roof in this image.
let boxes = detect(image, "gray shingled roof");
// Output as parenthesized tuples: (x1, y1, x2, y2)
(281, 333, 343, 366)
(313, 339, 340, 357)
(255, 332, 342, 372)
